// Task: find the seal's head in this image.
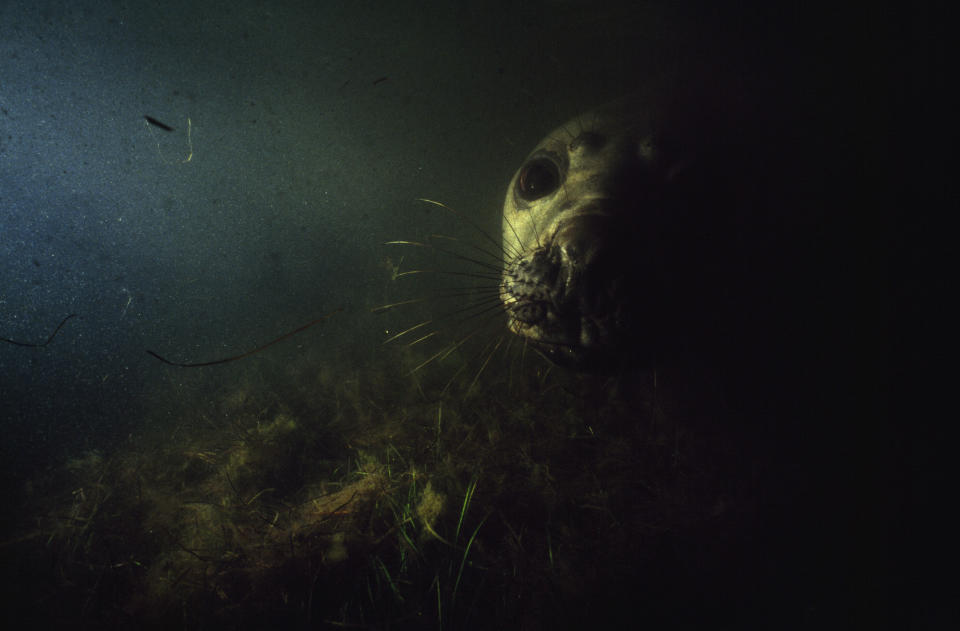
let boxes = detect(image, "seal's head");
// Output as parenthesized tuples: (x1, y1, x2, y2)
(500, 96, 731, 370)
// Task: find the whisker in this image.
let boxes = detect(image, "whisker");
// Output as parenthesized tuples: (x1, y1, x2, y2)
(394, 294, 504, 351)
(396, 305, 499, 346)
(413, 288, 503, 303)
(371, 298, 425, 314)
(438, 334, 471, 361)
(427, 234, 508, 268)
(382, 320, 432, 344)
(384, 240, 428, 246)
(433, 283, 502, 294)
(387, 240, 504, 274)
(408, 331, 440, 347)
(502, 214, 525, 262)
(379, 287, 504, 348)
(393, 269, 502, 281)
(406, 347, 449, 376)
(438, 359, 471, 395)
(417, 198, 510, 261)
(439, 331, 496, 397)
(457, 287, 504, 298)
(407, 327, 482, 376)
(437, 295, 508, 324)
(379, 196, 527, 391)
(464, 336, 505, 397)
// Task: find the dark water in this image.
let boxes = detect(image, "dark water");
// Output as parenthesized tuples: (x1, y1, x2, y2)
(0, 1, 913, 629)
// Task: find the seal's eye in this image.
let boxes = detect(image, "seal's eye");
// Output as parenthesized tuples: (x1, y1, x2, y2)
(517, 158, 560, 201)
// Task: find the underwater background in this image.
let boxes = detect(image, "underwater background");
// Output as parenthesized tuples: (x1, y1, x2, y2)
(1, 0, 689, 485)
(1, 1, 913, 629)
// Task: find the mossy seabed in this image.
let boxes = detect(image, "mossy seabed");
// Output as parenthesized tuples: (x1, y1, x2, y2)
(3, 348, 756, 630)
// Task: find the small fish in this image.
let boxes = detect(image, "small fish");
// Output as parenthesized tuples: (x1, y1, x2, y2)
(372, 76, 388, 86)
(144, 115, 174, 131)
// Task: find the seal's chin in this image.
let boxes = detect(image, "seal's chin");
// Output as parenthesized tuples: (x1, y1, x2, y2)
(504, 316, 617, 370)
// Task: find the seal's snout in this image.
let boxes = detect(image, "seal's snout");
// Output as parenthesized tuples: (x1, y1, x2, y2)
(502, 214, 625, 335)
(502, 248, 557, 325)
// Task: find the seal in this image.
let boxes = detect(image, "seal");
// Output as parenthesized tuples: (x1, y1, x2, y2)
(499, 95, 750, 371)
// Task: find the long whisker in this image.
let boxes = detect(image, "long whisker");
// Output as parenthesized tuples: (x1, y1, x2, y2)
(463, 335, 505, 397)
(379, 196, 526, 392)
(436, 294, 509, 324)
(427, 234, 509, 268)
(383, 320, 432, 344)
(417, 198, 510, 261)
(391, 297, 502, 345)
(407, 327, 481, 376)
(393, 269, 502, 281)
(408, 331, 440, 347)
(436, 284, 503, 294)
(376, 284, 501, 311)
(371, 299, 426, 314)
(402, 294, 508, 372)
(502, 214, 525, 263)
(385, 240, 503, 274)
(439, 361, 470, 396)
(407, 287, 503, 303)
(439, 331, 494, 397)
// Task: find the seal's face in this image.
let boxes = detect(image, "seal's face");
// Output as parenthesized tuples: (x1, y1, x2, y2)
(500, 100, 677, 370)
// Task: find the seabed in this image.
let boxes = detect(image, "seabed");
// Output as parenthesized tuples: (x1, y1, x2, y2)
(2, 349, 754, 630)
